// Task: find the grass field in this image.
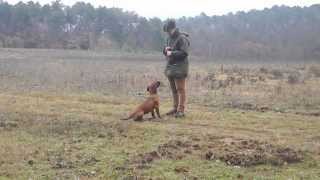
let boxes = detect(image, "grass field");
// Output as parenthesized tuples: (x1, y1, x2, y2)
(0, 48, 319, 179)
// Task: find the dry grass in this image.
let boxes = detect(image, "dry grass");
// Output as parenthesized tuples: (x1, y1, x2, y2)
(0, 92, 319, 179)
(1, 48, 319, 114)
(0, 48, 319, 179)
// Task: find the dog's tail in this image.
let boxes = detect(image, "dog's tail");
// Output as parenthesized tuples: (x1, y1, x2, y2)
(120, 117, 131, 120)
(120, 112, 135, 121)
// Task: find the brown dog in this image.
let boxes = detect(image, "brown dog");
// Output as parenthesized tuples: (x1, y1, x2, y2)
(121, 81, 161, 121)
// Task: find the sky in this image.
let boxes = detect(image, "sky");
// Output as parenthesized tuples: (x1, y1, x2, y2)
(4, 0, 320, 19)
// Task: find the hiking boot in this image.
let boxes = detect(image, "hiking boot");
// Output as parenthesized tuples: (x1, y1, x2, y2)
(166, 109, 177, 116)
(175, 111, 185, 118)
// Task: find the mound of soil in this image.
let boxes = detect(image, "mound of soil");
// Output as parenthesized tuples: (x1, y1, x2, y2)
(132, 138, 302, 168)
(205, 138, 302, 166)
(132, 140, 191, 169)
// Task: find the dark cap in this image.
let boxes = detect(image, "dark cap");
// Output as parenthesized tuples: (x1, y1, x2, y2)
(163, 19, 176, 32)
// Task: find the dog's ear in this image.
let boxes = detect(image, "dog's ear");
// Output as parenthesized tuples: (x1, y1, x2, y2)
(156, 81, 161, 87)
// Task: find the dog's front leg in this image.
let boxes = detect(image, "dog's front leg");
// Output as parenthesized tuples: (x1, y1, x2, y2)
(151, 109, 156, 119)
(156, 107, 161, 119)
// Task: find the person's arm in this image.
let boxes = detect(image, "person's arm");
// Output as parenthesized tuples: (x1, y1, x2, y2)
(163, 46, 167, 56)
(163, 38, 171, 56)
(170, 38, 189, 60)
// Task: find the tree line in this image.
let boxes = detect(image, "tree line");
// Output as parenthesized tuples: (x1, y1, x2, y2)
(0, 0, 319, 61)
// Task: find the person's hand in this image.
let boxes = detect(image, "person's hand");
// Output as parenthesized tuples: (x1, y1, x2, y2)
(165, 47, 172, 57)
(166, 50, 172, 56)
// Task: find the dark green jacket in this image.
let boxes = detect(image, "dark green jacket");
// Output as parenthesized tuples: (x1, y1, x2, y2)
(163, 29, 190, 78)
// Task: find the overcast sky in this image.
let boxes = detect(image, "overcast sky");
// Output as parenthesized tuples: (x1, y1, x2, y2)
(4, 0, 320, 19)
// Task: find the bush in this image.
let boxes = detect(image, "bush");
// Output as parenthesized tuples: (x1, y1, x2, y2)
(5, 36, 24, 48)
(271, 69, 284, 79)
(259, 67, 269, 74)
(308, 65, 320, 77)
(287, 72, 303, 84)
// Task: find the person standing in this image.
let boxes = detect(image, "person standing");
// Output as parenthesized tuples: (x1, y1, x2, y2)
(163, 19, 190, 118)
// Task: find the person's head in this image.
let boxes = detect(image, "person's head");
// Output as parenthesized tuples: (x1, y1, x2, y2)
(163, 19, 176, 36)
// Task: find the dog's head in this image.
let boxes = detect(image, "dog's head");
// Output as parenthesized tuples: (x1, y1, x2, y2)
(147, 81, 161, 95)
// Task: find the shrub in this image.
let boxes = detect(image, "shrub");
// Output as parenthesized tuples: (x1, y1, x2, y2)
(287, 72, 303, 84)
(308, 65, 320, 77)
(271, 69, 283, 79)
(259, 67, 269, 74)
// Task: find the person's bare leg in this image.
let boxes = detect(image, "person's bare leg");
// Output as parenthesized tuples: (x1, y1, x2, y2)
(166, 77, 178, 115)
(175, 78, 186, 118)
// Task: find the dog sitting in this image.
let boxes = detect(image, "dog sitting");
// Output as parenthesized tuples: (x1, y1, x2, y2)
(121, 81, 161, 121)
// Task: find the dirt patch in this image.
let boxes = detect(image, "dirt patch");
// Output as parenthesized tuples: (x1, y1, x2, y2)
(132, 137, 302, 168)
(0, 121, 18, 129)
(6, 111, 127, 139)
(205, 138, 302, 166)
(157, 140, 192, 160)
(48, 153, 74, 169)
(295, 111, 320, 117)
(226, 101, 271, 112)
(132, 140, 191, 169)
(174, 166, 189, 173)
(0, 113, 19, 130)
